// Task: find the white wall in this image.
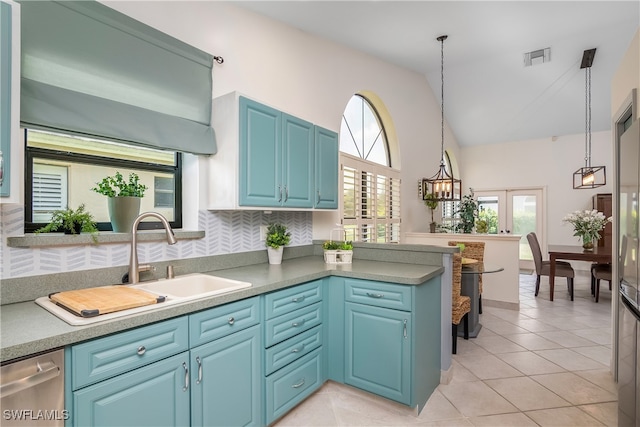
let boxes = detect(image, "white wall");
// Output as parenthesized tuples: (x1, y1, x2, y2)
(102, 1, 459, 238)
(460, 130, 614, 246)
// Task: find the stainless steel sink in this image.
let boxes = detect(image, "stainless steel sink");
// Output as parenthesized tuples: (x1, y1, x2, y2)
(131, 273, 252, 299)
(35, 273, 252, 326)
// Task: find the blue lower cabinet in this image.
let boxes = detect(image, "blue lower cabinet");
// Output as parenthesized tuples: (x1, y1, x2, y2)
(344, 302, 411, 405)
(265, 347, 323, 425)
(73, 352, 191, 427)
(191, 325, 261, 427)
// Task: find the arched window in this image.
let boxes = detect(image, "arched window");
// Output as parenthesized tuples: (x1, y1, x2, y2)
(340, 95, 400, 243)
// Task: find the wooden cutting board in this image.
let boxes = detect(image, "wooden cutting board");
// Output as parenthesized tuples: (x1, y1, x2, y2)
(49, 286, 165, 318)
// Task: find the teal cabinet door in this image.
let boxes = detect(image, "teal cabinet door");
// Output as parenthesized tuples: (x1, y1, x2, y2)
(239, 97, 281, 207)
(314, 126, 339, 209)
(191, 325, 261, 427)
(282, 113, 314, 208)
(73, 352, 190, 427)
(0, 1, 12, 197)
(344, 302, 411, 405)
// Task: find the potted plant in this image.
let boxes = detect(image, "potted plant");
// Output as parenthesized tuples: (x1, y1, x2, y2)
(424, 193, 439, 233)
(92, 171, 148, 232)
(265, 223, 291, 264)
(35, 204, 98, 241)
(322, 240, 353, 264)
(454, 189, 478, 233)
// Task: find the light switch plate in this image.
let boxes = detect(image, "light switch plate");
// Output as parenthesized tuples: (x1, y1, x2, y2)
(260, 225, 268, 241)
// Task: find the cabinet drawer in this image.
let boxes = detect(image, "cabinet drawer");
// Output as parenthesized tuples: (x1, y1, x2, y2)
(71, 317, 189, 390)
(265, 347, 323, 425)
(265, 325, 322, 375)
(264, 280, 322, 320)
(344, 279, 412, 311)
(189, 297, 260, 347)
(265, 302, 322, 348)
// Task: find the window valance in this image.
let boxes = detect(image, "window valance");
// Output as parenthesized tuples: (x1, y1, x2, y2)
(19, 0, 217, 155)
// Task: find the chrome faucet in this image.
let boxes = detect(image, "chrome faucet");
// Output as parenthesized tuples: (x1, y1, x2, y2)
(129, 212, 177, 284)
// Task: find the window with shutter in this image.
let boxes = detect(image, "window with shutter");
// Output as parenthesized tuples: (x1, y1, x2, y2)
(32, 163, 67, 222)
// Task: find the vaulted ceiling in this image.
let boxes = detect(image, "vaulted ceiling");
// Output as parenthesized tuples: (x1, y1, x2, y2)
(236, 1, 639, 147)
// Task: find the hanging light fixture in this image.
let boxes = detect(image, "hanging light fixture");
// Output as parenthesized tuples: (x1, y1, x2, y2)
(573, 48, 606, 189)
(422, 35, 462, 202)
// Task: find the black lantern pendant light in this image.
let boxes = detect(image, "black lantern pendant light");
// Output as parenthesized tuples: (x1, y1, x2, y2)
(573, 48, 606, 189)
(422, 35, 462, 202)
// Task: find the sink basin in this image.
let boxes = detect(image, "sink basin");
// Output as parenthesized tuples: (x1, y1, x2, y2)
(131, 273, 252, 300)
(36, 273, 252, 326)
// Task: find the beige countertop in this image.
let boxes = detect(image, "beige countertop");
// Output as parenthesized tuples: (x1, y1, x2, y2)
(1, 256, 443, 362)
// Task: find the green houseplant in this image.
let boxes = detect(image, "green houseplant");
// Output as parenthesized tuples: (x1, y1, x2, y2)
(92, 172, 148, 232)
(35, 204, 98, 241)
(454, 190, 478, 234)
(322, 240, 353, 264)
(424, 193, 439, 233)
(265, 223, 291, 264)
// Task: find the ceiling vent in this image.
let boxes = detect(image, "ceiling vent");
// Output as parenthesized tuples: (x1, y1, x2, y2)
(524, 47, 551, 67)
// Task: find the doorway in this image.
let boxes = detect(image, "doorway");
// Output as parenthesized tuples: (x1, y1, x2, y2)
(474, 188, 544, 271)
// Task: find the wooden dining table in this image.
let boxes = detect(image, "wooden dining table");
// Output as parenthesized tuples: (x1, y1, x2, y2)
(548, 244, 612, 301)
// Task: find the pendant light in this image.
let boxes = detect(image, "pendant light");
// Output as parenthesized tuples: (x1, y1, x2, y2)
(422, 35, 462, 202)
(573, 48, 606, 189)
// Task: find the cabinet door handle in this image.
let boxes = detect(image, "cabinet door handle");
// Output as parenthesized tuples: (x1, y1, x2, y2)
(278, 185, 282, 202)
(196, 356, 203, 385)
(284, 186, 289, 202)
(317, 190, 321, 206)
(291, 343, 306, 354)
(228, 316, 235, 325)
(292, 319, 306, 328)
(136, 346, 146, 356)
(403, 319, 408, 338)
(182, 362, 189, 391)
(292, 295, 305, 303)
(291, 378, 305, 389)
(366, 293, 384, 299)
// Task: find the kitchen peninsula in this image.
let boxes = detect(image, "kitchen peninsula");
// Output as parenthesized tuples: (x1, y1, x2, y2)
(1, 242, 454, 424)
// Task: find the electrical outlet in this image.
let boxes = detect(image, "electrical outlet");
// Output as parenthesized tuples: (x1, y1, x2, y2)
(260, 225, 268, 241)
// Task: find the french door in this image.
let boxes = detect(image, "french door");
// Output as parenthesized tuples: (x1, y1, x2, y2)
(474, 188, 544, 270)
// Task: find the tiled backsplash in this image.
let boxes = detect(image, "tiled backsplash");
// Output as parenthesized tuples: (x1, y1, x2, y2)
(0, 204, 312, 279)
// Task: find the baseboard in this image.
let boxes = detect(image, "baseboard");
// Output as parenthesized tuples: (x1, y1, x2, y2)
(483, 298, 519, 311)
(440, 365, 453, 385)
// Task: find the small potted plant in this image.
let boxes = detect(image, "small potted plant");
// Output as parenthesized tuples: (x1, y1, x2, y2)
(265, 223, 291, 264)
(424, 193, 439, 233)
(35, 204, 98, 242)
(322, 240, 353, 264)
(92, 171, 148, 232)
(454, 189, 478, 234)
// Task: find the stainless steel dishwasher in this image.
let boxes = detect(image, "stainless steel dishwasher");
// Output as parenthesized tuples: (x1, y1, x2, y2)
(0, 348, 65, 426)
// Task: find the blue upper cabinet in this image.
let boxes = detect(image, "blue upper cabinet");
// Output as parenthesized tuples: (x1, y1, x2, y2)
(239, 97, 282, 207)
(314, 126, 339, 209)
(282, 113, 314, 208)
(0, 1, 12, 197)
(239, 98, 313, 208)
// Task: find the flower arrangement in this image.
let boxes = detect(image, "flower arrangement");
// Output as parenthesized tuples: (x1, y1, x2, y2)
(562, 209, 612, 249)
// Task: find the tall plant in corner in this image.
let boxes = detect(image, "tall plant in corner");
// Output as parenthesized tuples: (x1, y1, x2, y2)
(92, 171, 148, 232)
(454, 189, 478, 234)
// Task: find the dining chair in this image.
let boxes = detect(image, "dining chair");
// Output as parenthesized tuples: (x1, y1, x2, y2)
(591, 263, 612, 303)
(526, 232, 576, 301)
(451, 252, 470, 354)
(448, 241, 485, 313)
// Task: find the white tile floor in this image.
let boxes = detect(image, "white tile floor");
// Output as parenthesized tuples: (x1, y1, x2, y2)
(274, 272, 617, 426)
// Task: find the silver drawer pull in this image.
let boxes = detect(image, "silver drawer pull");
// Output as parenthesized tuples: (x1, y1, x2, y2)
(182, 362, 189, 392)
(137, 346, 146, 356)
(292, 295, 306, 303)
(228, 317, 235, 325)
(292, 319, 306, 327)
(366, 293, 384, 299)
(403, 319, 408, 338)
(291, 378, 305, 389)
(196, 356, 203, 385)
(291, 344, 306, 354)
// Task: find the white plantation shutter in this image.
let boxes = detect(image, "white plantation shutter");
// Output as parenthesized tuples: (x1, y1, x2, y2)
(340, 153, 400, 243)
(32, 164, 67, 222)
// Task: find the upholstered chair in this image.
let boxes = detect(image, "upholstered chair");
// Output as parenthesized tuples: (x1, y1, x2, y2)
(526, 232, 576, 300)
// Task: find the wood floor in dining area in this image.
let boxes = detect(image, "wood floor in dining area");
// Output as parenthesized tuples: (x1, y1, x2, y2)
(274, 272, 617, 426)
